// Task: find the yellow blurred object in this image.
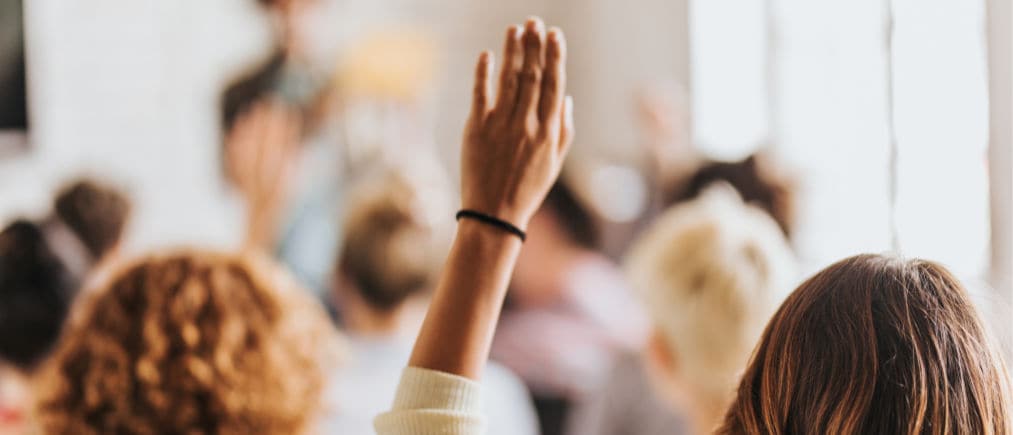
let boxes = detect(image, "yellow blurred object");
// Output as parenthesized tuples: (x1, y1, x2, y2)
(336, 29, 440, 101)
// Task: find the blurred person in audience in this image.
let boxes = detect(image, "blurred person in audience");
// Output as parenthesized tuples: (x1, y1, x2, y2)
(0, 222, 77, 435)
(319, 171, 539, 434)
(719, 254, 1012, 434)
(567, 186, 797, 435)
(222, 0, 346, 299)
(50, 179, 133, 277)
(493, 180, 649, 435)
(33, 250, 339, 434)
(221, 0, 328, 140)
(667, 153, 795, 239)
(0, 179, 130, 434)
(630, 80, 795, 239)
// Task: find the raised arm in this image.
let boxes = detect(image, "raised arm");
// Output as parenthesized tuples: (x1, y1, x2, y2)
(225, 100, 301, 253)
(409, 17, 573, 379)
(375, 18, 572, 435)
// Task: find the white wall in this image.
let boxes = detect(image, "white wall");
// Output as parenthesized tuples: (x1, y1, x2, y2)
(0, 0, 272, 251)
(0, 0, 692, 253)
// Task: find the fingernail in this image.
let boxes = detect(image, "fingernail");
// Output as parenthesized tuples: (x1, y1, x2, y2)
(526, 17, 544, 33)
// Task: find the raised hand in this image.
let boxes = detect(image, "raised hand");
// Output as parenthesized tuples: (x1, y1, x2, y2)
(225, 99, 302, 251)
(461, 17, 574, 230)
(398, 19, 573, 382)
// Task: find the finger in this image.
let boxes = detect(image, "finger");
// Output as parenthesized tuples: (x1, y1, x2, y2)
(492, 25, 522, 119)
(559, 96, 575, 154)
(513, 17, 546, 124)
(538, 28, 566, 125)
(470, 51, 494, 125)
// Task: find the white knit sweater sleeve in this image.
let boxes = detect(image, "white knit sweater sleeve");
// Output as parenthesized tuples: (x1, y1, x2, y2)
(374, 367, 487, 435)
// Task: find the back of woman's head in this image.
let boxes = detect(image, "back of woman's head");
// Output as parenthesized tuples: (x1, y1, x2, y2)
(338, 172, 447, 312)
(720, 254, 1013, 435)
(0, 220, 76, 371)
(35, 250, 336, 435)
(53, 179, 131, 260)
(625, 186, 797, 409)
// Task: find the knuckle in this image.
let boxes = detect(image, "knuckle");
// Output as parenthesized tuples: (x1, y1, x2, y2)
(520, 69, 540, 84)
(542, 75, 557, 89)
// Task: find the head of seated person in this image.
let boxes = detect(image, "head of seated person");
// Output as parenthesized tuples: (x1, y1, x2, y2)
(719, 254, 1012, 434)
(33, 250, 338, 434)
(0, 220, 77, 373)
(625, 186, 797, 432)
(51, 178, 131, 265)
(333, 172, 447, 336)
(668, 152, 795, 239)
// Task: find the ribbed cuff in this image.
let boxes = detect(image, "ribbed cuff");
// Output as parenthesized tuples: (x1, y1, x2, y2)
(374, 367, 486, 435)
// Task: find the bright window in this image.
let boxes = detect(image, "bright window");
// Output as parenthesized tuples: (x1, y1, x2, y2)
(690, 0, 990, 278)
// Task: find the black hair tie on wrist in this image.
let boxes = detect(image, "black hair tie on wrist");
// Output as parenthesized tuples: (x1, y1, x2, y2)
(456, 210, 527, 242)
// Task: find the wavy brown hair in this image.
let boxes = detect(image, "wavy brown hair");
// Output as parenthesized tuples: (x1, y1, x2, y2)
(719, 254, 1012, 434)
(34, 251, 338, 435)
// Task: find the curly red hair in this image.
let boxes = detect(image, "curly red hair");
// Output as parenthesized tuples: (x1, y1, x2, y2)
(34, 251, 338, 434)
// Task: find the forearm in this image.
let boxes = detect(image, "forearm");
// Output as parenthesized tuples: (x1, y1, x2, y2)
(408, 219, 522, 379)
(242, 202, 281, 253)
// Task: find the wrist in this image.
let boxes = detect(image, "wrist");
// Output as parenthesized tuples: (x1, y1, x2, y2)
(455, 219, 524, 257)
(457, 217, 521, 241)
(456, 210, 527, 241)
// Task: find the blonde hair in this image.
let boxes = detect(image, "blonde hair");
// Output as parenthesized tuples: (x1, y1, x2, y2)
(625, 186, 796, 409)
(338, 170, 450, 311)
(34, 250, 339, 435)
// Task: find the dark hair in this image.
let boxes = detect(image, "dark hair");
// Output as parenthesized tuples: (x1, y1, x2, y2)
(338, 178, 437, 312)
(543, 181, 599, 249)
(669, 154, 794, 238)
(0, 220, 76, 370)
(720, 254, 1012, 434)
(53, 179, 131, 259)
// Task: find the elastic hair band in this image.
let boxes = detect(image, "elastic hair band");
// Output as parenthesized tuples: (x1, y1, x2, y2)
(455, 210, 527, 242)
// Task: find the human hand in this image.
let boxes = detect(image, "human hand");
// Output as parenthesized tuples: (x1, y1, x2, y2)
(225, 99, 302, 251)
(460, 17, 574, 230)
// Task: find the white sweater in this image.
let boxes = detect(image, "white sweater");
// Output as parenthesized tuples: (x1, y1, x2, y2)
(374, 367, 486, 435)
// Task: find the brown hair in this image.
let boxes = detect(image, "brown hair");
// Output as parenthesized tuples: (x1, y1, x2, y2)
(668, 154, 794, 239)
(53, 179, 131, 259)
(720, 254, 1012, 434)
(35, 251, 337, 434)
(543, 181, 599, 249)
(338, 174, 442, 312)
